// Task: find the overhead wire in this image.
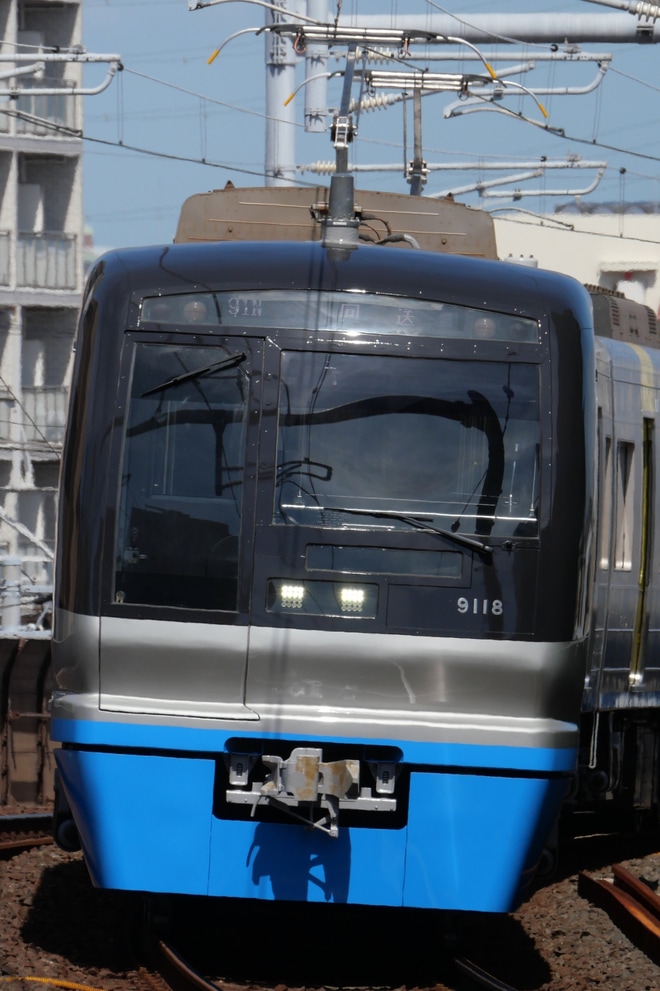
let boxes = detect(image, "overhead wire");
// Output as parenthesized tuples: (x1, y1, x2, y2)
(5, 83, 660, 198)
(3, 5, 654, 223)
(122, 65, 307, 125)
(122, 51, 660, 167)
(0, 373, 62, 457)
(415, 0, 660, 186)
(83, 7, 660, 166)
(490, 208, 660, 249)
(3, 29, 660, 184)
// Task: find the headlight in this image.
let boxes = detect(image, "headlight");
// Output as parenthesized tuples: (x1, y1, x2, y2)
(267, 579, 377, 618)
(339, 587, 366, 612)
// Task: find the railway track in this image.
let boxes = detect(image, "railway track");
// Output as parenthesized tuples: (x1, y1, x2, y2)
(138, 896, 527, 991)
(142, 939, 522, 991)
(579, 862, 660, 966)
(0, 811, 53, 854)
(6, 836, 660, 991)
(140, 937, 224, 991)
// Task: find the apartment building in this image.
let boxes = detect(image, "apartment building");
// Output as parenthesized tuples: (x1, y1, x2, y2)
(0, 0, 83, 584)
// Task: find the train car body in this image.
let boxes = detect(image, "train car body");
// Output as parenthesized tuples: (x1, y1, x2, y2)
(50, 234, 595, 913)
(578, 297, 660, 818)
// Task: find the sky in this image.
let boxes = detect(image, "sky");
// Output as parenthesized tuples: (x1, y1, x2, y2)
(79, 0, 660, 250)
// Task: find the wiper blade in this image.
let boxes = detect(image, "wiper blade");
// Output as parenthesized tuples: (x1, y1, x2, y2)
(323, 506, 492, 557)
(276, 459, 332, 484)
(142, 352, 246, 397)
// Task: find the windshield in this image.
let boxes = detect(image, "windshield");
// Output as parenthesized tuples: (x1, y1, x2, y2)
(274, 352, 540, 539)
(114, 343, 249, 610)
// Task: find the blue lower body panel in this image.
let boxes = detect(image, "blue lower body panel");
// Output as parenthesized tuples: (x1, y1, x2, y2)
(54, 728, 571, 912)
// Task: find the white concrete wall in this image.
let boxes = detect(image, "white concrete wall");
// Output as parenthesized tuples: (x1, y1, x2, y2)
(494, 210, 660, 316)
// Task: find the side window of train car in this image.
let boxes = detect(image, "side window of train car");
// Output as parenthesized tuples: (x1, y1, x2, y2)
(599, 433, 613, 570)
(614, 440, 635, 571)
(113, 342, 249, 610)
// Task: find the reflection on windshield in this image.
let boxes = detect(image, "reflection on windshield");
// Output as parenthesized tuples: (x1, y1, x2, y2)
(114, 344, 249, 610)
(274, 352, 540, 539)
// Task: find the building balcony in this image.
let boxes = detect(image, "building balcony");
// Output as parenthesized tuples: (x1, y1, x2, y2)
(16, 232, 77, 290)
(22, 386, 68, 445)
(15, 81, 77, 136)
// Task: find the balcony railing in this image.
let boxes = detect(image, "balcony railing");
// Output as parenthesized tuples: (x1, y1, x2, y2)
(22, 386, 68, 445)
(16, 232, 77, 290)
(0, 232, 9, 286)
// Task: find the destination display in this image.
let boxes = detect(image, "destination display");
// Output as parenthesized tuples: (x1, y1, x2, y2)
(140, 290, 540, 342)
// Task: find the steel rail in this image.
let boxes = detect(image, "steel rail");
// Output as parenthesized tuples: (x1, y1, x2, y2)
(578, 864, 660, 965)
(142, 936, 523, 991)
(144, 937, 222, 991)
(0, 812, 53, 853)
(0, 834, 53, 852)
(454, 956, 521, 991)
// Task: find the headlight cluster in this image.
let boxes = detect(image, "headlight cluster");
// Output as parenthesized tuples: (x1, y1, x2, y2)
(268, 579, 378, 618)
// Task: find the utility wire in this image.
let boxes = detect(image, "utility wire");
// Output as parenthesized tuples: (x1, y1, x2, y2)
(4, 34, 659, 203)
(491, 209, 660, 248)
(5, 96, 660, 189)
(123, 66, 289, 124)
(609, 63, 660, 92)
(445, 89, 660, 166)
(117, 59, 660, 168)
(0, 373, 62, 457)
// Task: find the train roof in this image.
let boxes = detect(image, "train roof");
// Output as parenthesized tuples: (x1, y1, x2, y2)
(92, 239, 592, 327)
(588, 287, 659, 349)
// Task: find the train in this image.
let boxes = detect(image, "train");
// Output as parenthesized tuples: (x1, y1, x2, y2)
(49, 180, 660, 913)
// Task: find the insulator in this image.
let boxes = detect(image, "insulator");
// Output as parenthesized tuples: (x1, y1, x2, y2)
(354, 47, 398, 64)
(633, 1, 660, 20)
(298, 161, 337, 175)
(350, 93, 400, 113)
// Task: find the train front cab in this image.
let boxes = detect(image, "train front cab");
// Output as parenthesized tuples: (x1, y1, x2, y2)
(51, 243, 595, 912)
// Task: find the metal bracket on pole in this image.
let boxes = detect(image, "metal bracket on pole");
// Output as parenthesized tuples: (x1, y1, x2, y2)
(407, 87, 428, 195)
(0, 52, 122, 98)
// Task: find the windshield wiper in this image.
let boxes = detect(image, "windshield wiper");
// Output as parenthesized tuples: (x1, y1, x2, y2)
(322, 506, 492, 558)
(142, 352, 246, 397)
(276, 459, 332, 484)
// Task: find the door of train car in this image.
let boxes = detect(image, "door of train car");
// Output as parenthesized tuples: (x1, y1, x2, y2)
(99, 325, 265, 719)
(583, 349, 615, 710)
(589, 338, 660, 707)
